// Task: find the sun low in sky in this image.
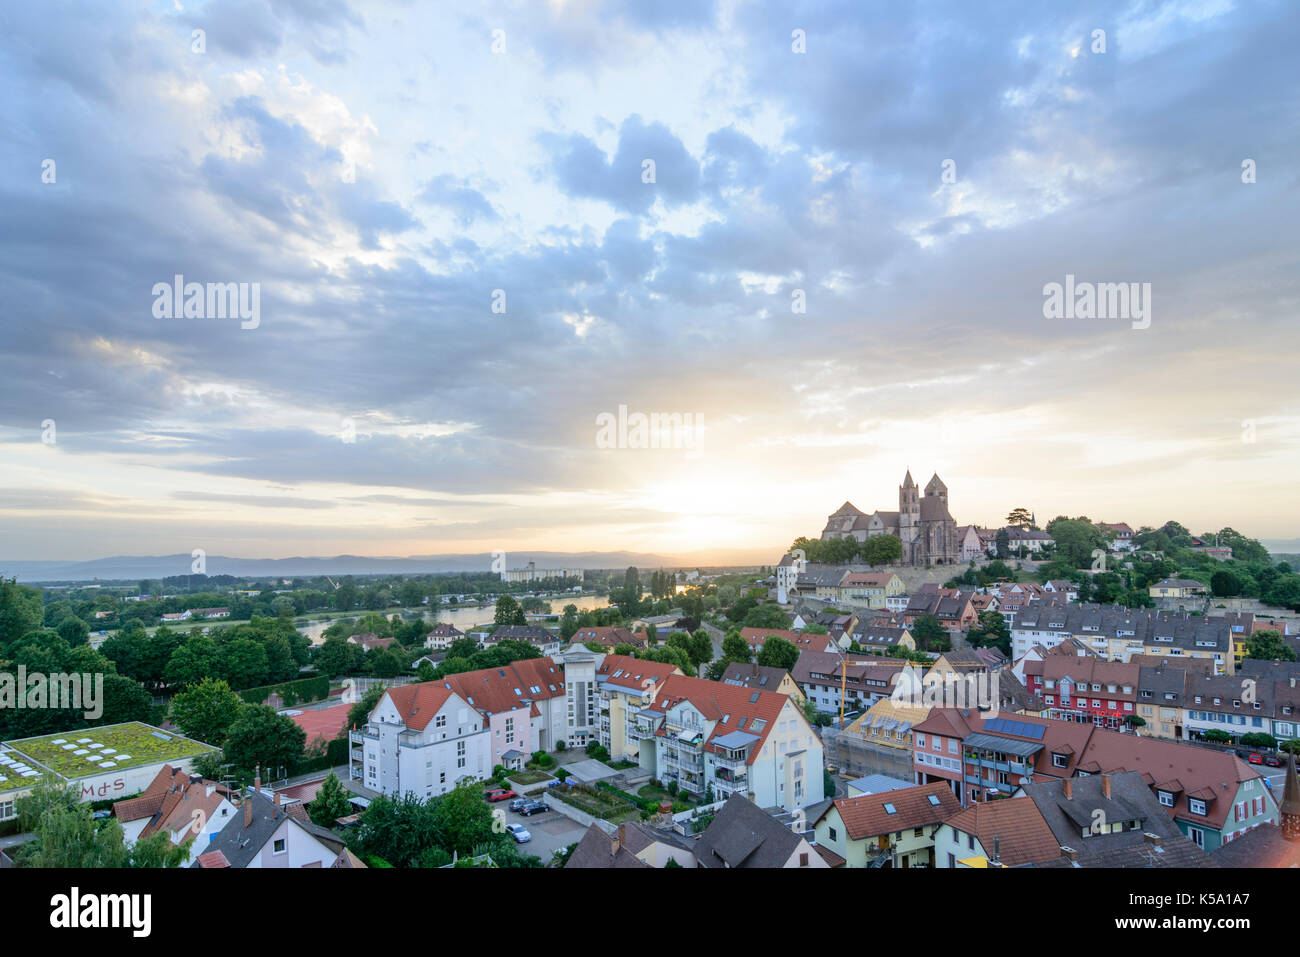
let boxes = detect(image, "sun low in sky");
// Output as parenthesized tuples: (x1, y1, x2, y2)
(1, 0, 1297, 565)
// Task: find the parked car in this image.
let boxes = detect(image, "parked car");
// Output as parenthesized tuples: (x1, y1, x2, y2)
(485, 788, 518, 802)
(519, 800, 549, 816)
(508, 798, 531, 812)
(1264, 755, 1283, 767)
(1248, 752, 1264, 765)
(506, 823, 531, 843)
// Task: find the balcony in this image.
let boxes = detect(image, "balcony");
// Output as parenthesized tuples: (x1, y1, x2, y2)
(713, 750, 748, 768)
(629, 724, 658, 740)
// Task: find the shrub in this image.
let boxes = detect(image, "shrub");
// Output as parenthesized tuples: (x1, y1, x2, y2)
(555, 740, 567, 752)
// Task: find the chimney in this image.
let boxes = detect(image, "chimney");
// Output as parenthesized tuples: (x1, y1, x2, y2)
(1143, 832, 1162, 847)
(275, 791, 283, 808)
(244, 797, 253, 829)
(1060, 845, 1078, 862)
(1063, 779, 1072, 800)
(1101, 774, 1112, 799)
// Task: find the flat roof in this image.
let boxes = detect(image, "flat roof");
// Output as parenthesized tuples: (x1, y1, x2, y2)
(3, 722, 216, 780)
(964, 732, 1043, 758)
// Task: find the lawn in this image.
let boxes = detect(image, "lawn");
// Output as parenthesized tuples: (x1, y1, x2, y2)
(637, 783, 698, 812)
(5, 722, 215, 779)
(507, 769, 554, 786)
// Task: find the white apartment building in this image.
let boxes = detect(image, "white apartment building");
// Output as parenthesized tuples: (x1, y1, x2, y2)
(351, 683, 491, 800)
(632, 675, 825, 812)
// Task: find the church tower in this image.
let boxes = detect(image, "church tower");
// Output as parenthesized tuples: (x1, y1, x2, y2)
(1282, 749, 1300, 842)
(899, 470, 919, 522)
(899, 470, 919, 563)
(925, 473, 948, 506)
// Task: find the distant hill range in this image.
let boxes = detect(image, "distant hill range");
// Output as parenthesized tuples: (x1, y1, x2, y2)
(0, 549, 771, 584)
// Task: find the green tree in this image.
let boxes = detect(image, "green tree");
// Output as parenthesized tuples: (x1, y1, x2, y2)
(756, 636, 799, 671)
(742, 604, 791, 630)
(494, 595, 527, 628)
(1046, 516, 1108, 569)
(219, 638, 270, 690)
(55, 616, 90, 647)
(1006, 508, 1033, 528)
(308, 772, 354, 828)
(352, 793, 441, 868)
(1246, 629, 1297, 662)
(0, 578, 42, 647)
(966, 610, 1011, 656)
(169, 678, 243, 745)
(910, 614, 950, 652)
(371, 649, 404, 678)
(861, 535, 902, 565)
(1210, 570, 1241, 598)
(721, 631, 751, 662)
(165, 635, 222, 688)
(222, 704, 307, 776)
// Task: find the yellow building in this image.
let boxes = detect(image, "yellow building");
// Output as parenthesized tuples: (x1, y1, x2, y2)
(813, 782, 963, 868)
(844, 697, 931, 752)
(595, 655, 683, 761)
(838, 572, 906, 609)
(1148, 578, 1207, 600)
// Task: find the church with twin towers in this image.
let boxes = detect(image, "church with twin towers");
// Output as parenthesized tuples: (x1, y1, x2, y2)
(819, 470, 960, 567)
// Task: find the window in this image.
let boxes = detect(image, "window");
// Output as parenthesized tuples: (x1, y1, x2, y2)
(1189, 799, 1206, 816)
(273, 838, 286, 854)
(828, 826, 837, 841)
(1158, 791, 1174, 807)
(1052, 753, 1068, 768)
(948, 739, 958, 755)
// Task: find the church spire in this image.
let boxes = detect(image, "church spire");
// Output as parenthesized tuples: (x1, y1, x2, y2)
(902, 469, 915, 488)
(1281, 749, 1300, 842)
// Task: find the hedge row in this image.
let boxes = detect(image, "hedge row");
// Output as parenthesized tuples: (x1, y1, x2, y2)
(238, 675, 331, 707)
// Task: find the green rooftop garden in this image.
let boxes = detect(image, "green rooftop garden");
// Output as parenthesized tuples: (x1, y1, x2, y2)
(0, 751, 53, 793)
(3, 722, 215, 780)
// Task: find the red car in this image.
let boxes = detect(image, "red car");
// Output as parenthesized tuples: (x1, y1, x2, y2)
(485, 788, 518, 802)
(1247, 753, 1263, 765)
(1265, 755, 1283, 768)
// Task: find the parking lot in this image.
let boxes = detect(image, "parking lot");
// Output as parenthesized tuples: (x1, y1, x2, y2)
(490, 795, 588, 862)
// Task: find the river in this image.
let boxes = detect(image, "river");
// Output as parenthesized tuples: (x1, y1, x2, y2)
(296, 593, 615, 645)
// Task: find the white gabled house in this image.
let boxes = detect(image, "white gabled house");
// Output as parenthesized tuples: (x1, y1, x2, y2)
(631, 675, 824, 812)
(351, 682, 492, 800)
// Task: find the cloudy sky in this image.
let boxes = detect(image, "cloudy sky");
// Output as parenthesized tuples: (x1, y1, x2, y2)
(1, 0, 1298, 565)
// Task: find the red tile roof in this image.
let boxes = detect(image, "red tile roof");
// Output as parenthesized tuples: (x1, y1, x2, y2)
(645, 675, 806, 766)
(383, 682, 456, 731)
(595, 654, 679, 691)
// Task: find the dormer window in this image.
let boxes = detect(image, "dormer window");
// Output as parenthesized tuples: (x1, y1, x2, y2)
(1158, 791, 1174, 807)
(1189, 799, 1207, 816)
